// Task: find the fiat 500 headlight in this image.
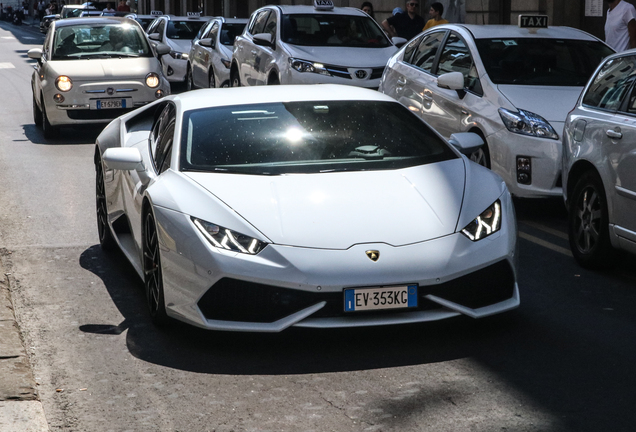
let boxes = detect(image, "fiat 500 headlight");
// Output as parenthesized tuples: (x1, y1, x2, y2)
(146, 72, 160, 88)
(461, 200, 502, 241)
(193, 217, 267, 255)
(498, 108, 558, 139)
(55, 76, 72, 92)
(289, 58, 331, 76)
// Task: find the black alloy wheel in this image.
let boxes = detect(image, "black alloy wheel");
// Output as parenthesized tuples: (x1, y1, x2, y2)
(469, 140, 491, 168)
(208, 68, 215, 88)
(231, 69, 240, 87)
(185, 65, 194, 91)
(568, 170, 614, 269)
(143, 210, 170, 326)
(33, 95, 42, 127)
(95, 156, 116, 251)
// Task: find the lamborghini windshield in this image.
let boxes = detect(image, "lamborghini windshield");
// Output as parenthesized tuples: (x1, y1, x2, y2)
(179, 100, 457, 175)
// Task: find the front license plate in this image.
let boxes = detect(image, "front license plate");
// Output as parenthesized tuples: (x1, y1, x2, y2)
(344, 285, 417, 312)
(96, 99, 125, 109)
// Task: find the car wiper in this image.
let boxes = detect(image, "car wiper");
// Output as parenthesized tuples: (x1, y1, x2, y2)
(81, 53, 114, 59)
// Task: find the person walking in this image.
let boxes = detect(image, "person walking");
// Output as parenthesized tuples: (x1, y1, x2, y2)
(423, 2, 448, 30)
(382, 0, 425, 40)
(605, 0, 636, 51)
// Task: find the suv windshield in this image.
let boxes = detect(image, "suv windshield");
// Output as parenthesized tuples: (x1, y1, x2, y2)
(180, 101, 456, 175)
(281, 14, 391, 48)
(167, 20, 208, 40)
(475, 38, 614, 86)
(52, 23, 152, 59)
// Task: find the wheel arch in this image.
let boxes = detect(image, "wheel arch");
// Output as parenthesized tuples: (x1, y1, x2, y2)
(566, 160, 598, 206)
(267, 68, 280, 85)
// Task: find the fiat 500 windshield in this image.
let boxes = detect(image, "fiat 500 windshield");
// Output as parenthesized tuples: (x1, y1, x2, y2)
(52, 24, 152, 59)
(179, 101, 457, 175)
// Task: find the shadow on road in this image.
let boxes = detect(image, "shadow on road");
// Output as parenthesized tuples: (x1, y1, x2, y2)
(23, 123, 102, 145)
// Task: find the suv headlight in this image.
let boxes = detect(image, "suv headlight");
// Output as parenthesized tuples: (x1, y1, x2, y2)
(498, 108, 558, 139)
(289, 58, 331, 76)
(193, 217, 267, 255)
(461, 200, 502, 241)
(145, 72, 160, 88)
(55, 76, 72, 92)
(168, 50, 188, 60)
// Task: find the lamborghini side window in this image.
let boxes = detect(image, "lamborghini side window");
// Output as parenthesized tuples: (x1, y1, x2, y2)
(156, 122, 175, 174)
(149, 102, 176, 172)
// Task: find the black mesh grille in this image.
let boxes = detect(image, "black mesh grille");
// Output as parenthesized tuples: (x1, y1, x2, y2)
(66, 108, 134, 120)
(198, 260, 515, 323)
(370, 67, 385, 79)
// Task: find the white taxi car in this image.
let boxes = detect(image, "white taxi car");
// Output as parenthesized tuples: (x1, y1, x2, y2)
(230, 1, 405, 88)
(379, 18, 614, 198)
(146, 13, 211, 89)
(28, 17, 171, 138)
(187, 17, 247, 89)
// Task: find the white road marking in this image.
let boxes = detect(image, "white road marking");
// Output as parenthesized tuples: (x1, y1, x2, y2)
(1, 36, 16, 39)
(0, 62, 15, 69)
(520, 220, 569, 240)
(519, 231, 573, 257)
(23, 36, 36, 39)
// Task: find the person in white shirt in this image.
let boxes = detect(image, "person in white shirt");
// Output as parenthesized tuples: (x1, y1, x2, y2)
(103, 2, 115, 13)
(605, 0, 636, 51)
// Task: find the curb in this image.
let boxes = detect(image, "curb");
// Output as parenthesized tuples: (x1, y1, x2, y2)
(0, 250, 49, 431)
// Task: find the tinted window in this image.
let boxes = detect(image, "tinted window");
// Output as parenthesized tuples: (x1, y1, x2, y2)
(220, 23, 246, 45)
(263, 12, 277, 39)
(281, 14, 391, 48)
(476, 38, 615, 86)
(179, 101, 457, 175)
(583, 55, 636, 111)
(166, 20, 208, 40)
(250, 10, 270, 35)
(409, 32, 445, 72)
(437, 33, 482, 95)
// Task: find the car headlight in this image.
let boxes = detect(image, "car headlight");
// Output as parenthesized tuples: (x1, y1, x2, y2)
(220, 58, 231, 69)
(192, 217, 267, 255)
(461, 200, 502, 241)
(289, 58, 331, 76)
(55, 76, 72, 92)
(145, 72, 160, 88)
(168, 50, 188, 60)
(498, 108, 558, 140)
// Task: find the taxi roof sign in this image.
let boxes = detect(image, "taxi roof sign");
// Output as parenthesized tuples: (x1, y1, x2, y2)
(518, 15, 548, 29)
(150, 10, 163, 15)
(187, 11, 201, 17)
(314, 0, 334, 10)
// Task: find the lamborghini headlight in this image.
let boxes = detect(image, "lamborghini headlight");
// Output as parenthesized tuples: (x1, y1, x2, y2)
(192, 217, 267, 255)
(56, 76, 72, 92)
(461, 200, 502, 241)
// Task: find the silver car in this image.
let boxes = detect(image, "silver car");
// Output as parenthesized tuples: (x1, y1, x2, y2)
(562, 50, 636, 268)
(186, 17, 247, 89)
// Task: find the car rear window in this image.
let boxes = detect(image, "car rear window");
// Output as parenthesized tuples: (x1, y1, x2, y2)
(281, 14, 391, 48)
(475, 38, 614, 86)
(179, 101, 457, 175)
(166, 20, 208, 40)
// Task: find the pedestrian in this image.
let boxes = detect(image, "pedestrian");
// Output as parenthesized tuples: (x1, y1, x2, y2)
(605, 0, 636, 51)
(423, 2, 448, 30)
(38, 0, 45, 21)
(360, 1, 374, 19)
(103, 2, 115, 13)
(381, 0, 425, 40)
(116, 0, 129, 12)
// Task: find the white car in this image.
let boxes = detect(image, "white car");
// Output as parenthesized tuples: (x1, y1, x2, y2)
(562, 50, 636, 268)
(379, 21, 614, 198)
(95, 84, 519, 331)
(28, 17, 171, 138)
(230, 2, 405, 88)
(145, 14, 211, 88)
(187, 17, 247, 89)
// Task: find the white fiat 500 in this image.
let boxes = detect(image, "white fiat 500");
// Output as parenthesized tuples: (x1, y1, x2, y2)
(28, 17, 171, 138)
(379, 20, 614, 198)
(94, 84, 519, 331)
(146, 13, 211, 89)
(230, 1, 405, 88)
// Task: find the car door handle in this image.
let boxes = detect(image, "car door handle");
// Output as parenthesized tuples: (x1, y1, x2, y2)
(251, 50, 258, 55)
(606, 129, 622, 139)
(397, 77, 407, 86)
(422, 94, 433, 101)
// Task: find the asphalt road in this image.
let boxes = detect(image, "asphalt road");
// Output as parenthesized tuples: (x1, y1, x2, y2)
(1, 19, 636, 432)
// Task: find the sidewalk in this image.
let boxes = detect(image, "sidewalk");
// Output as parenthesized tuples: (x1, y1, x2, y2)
(0, 250, 49, 432)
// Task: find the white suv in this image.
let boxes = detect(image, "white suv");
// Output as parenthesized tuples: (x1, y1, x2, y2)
(231, 1, 404, 88)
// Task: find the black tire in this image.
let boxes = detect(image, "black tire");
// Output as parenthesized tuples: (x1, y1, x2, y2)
(143, 209, 170, 326)
(468, 136, 490, 168)
(33, 95, 42, 127)
(231, 68, 240, 87)
(208, 68, 216, 88)
(268, 73, 280, 85)
(95, 155, 117, 251)
(41, 99, 59, 139)
(568, 170, 614, 269)
(185, 65, 194, 91)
